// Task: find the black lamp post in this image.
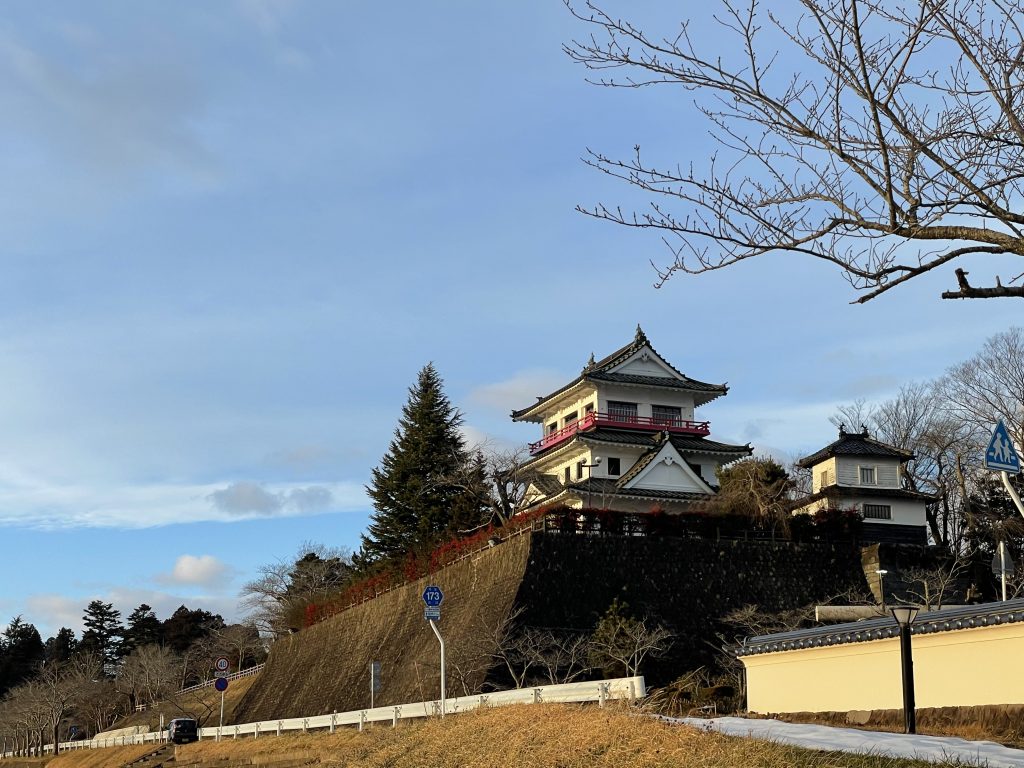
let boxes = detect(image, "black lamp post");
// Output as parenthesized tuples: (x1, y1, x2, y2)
(890, 606, 919, 734)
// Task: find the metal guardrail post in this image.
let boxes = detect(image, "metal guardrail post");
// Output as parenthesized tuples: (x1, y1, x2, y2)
(302, 718, 308, 734)
(599, 683, 608, 707)
(533, 688, 542, 704)
(392, 707, 400, 727)
(255, 723, 260, 739)
(234, 725, 239, 740)
(358, 712, 366, 732)
(330, 712, 336, 733)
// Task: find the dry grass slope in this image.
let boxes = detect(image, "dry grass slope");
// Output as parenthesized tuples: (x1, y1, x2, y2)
(46, 745, 159, 768)
(168, 704, 948, 768)
(111, 677, 259, 731)
(234, 533, 534, 722)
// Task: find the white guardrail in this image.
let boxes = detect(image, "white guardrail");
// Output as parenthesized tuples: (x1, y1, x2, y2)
(17, 676, 645, 757)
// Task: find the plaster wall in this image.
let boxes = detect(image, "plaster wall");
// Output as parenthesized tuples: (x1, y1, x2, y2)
(836, 456, 900, 487)
(743, 622, 1024, 713)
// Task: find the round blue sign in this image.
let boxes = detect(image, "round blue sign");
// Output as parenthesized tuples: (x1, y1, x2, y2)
(422, 585, 444, 607)
(215, 677, 229, 692)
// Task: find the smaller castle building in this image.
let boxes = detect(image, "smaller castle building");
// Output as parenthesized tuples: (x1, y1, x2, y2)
(792, 426, 933, 544)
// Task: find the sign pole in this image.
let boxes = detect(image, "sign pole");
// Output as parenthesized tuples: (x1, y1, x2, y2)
(1001, 470, 1024, 520)
(219, 690, 225, 733)
(428, 619, 446, 718)
(999, 540, 1008, 602)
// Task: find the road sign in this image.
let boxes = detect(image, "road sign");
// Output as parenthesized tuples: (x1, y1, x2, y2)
(214, 656, 230, 678)
(214, 677, 228, 692)
(985, 420, 1021, 473)
(992, 548, 1016, 576)
(422, 585, 444, 608)
(370, 661, 382, 693)
(424, 606, 441, 620)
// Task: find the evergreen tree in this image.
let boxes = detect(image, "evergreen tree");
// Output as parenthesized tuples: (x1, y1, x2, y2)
(43, 627, 78, 667)
(161, 605, 225, 653)
(361, 363, 482, 564)
(122, 604, 163, 654)
(0, 616, 45, 695)
(79, 600, 124, 670)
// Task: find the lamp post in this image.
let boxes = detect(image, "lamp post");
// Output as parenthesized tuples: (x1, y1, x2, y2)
(890, 606, 919, 734)
(582, 456, 602, 509)
(875, 569, 888, 609)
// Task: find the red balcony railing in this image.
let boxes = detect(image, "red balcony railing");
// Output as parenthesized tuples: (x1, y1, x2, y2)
(528, 411, 710, 454)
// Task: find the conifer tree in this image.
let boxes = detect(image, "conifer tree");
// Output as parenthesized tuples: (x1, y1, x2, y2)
(360, 364, 482, 564)
(79, 600, 124, 671)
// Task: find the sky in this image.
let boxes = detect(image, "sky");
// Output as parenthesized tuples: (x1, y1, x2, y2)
(0, 1, 1018, 639)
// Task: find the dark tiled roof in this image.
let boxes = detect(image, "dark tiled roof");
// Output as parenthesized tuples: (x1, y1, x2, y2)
(528, 474, 564, 497)
(798, 427, 914, 468)
(511, 326, 727, 420)
(736, 599, 1024, 657)
(577, 428, 751, 456)
(586, 371, 726, 393)
(796, 485, 937, 506)
(566, 477, 711, 501)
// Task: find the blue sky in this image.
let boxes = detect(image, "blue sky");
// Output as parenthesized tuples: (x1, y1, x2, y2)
(0, 1, 1017, 639)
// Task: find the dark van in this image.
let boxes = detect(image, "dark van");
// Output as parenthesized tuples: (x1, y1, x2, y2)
(169, 718, 199, 744)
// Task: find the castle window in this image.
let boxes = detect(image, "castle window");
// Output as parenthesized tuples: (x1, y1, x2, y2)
(547, 422, 557, 435)
(576, 460, 585, 480)
(584, 402, 594, 414)
(607, 457, 621, 476)
(859, 466, 876, 484)
(863, 503, 892, 520)
(564, 466, 571, 484)
(608, 401, 638, 422)
(564, 411, 578, 426)
(819, 469, 834, 487)
(652, 405, 682, 426)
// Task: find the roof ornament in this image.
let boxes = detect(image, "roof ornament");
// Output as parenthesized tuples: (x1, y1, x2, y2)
(860, 423, 870, 437)
(838, 423, 847, 437)
(582, 352, 596, 373)
(634, 324, 647, 344)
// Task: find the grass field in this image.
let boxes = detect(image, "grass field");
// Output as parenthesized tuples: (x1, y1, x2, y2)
(160, 704, 953, 768)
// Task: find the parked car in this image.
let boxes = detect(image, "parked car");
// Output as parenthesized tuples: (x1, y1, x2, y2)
(168, 718, 198, 744)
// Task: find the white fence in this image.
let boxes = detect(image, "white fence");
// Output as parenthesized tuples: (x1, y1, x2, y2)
(179, 664, 267, 696)
(23, 676, 645, 757)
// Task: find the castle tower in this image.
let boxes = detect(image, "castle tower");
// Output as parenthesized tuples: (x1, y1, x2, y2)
(511, 326, 751, 513)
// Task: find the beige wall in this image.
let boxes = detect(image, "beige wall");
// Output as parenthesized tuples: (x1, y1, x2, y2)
(742, 622, 1024, 713)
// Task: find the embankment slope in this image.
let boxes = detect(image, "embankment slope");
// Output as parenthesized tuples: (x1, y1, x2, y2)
(234, 532, 533, 721)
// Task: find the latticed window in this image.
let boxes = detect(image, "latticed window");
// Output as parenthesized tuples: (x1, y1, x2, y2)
(607, 401, 638, 421)
(863, 504, 892, 520)
(860, 466, 876, 484)
(652, 404, 682, 426)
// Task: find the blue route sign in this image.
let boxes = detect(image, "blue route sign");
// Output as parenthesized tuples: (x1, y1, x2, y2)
(215, 677, 228, 692)
(985, 420, 1021, 473)
(422, 585, 444, 607)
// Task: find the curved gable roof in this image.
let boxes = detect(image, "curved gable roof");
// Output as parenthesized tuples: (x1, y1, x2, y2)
(797, 427, 914, 468)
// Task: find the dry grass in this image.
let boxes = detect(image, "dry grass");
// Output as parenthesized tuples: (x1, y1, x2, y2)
(110, 675, 259, 731)
(165, 704, 952, 768)
(46, 745, 159, 768)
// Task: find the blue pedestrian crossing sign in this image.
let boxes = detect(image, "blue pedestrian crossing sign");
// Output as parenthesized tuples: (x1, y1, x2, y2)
(422, 585, 444, 608)
(985, 420, 1021, 473)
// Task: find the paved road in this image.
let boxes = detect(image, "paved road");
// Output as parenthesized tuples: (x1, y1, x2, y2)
(671, 716, 1024, 767)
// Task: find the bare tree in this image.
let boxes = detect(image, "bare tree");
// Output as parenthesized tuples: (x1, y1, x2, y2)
(529, 631, 594, 685)
(589, 601, 672, 678)
(566, 0, 1024, 302)
(117, 645, 181, 711)
(241, 542, 353, 638)
(903, 554, 971, 608)
(214, 623, 266, 672)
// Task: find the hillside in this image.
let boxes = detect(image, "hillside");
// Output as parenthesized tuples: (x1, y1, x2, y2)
(53, 705, 950, 768)
(233, 528, 868, 721)
(233, 531, 534, 722)
(107, 676, 259, 731)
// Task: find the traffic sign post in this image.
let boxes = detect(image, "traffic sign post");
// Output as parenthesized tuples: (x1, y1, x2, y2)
(370, 661, 381, 709)
(422, 586, 446, 718)
(984, 420, 1024, 521)
(214, 656, 230, 739)
(992, 542, 1017, 601)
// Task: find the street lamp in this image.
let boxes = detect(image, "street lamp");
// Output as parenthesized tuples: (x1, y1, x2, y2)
(891, 606, 919, 734)
(582, 456, 602, 509)
(875, 569, 888, 609)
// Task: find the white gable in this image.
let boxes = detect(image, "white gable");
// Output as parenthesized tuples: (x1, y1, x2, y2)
(622, 441, 714, 494)
(609, 346, 682, 379)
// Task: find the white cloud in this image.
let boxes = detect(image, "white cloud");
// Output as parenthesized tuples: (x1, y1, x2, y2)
(0, 479, 366, 530)
(24, 594, 83, 634)
(162, 555, 232, 588)
(468, 369, 566, 413)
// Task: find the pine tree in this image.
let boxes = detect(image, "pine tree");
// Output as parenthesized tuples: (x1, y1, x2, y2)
(0, 616, 44, 695)
(360, 363, 481, 564)
(79, 600, 124, 671)
(43, 627, 78, 667)
(122, 604, 163, 654)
